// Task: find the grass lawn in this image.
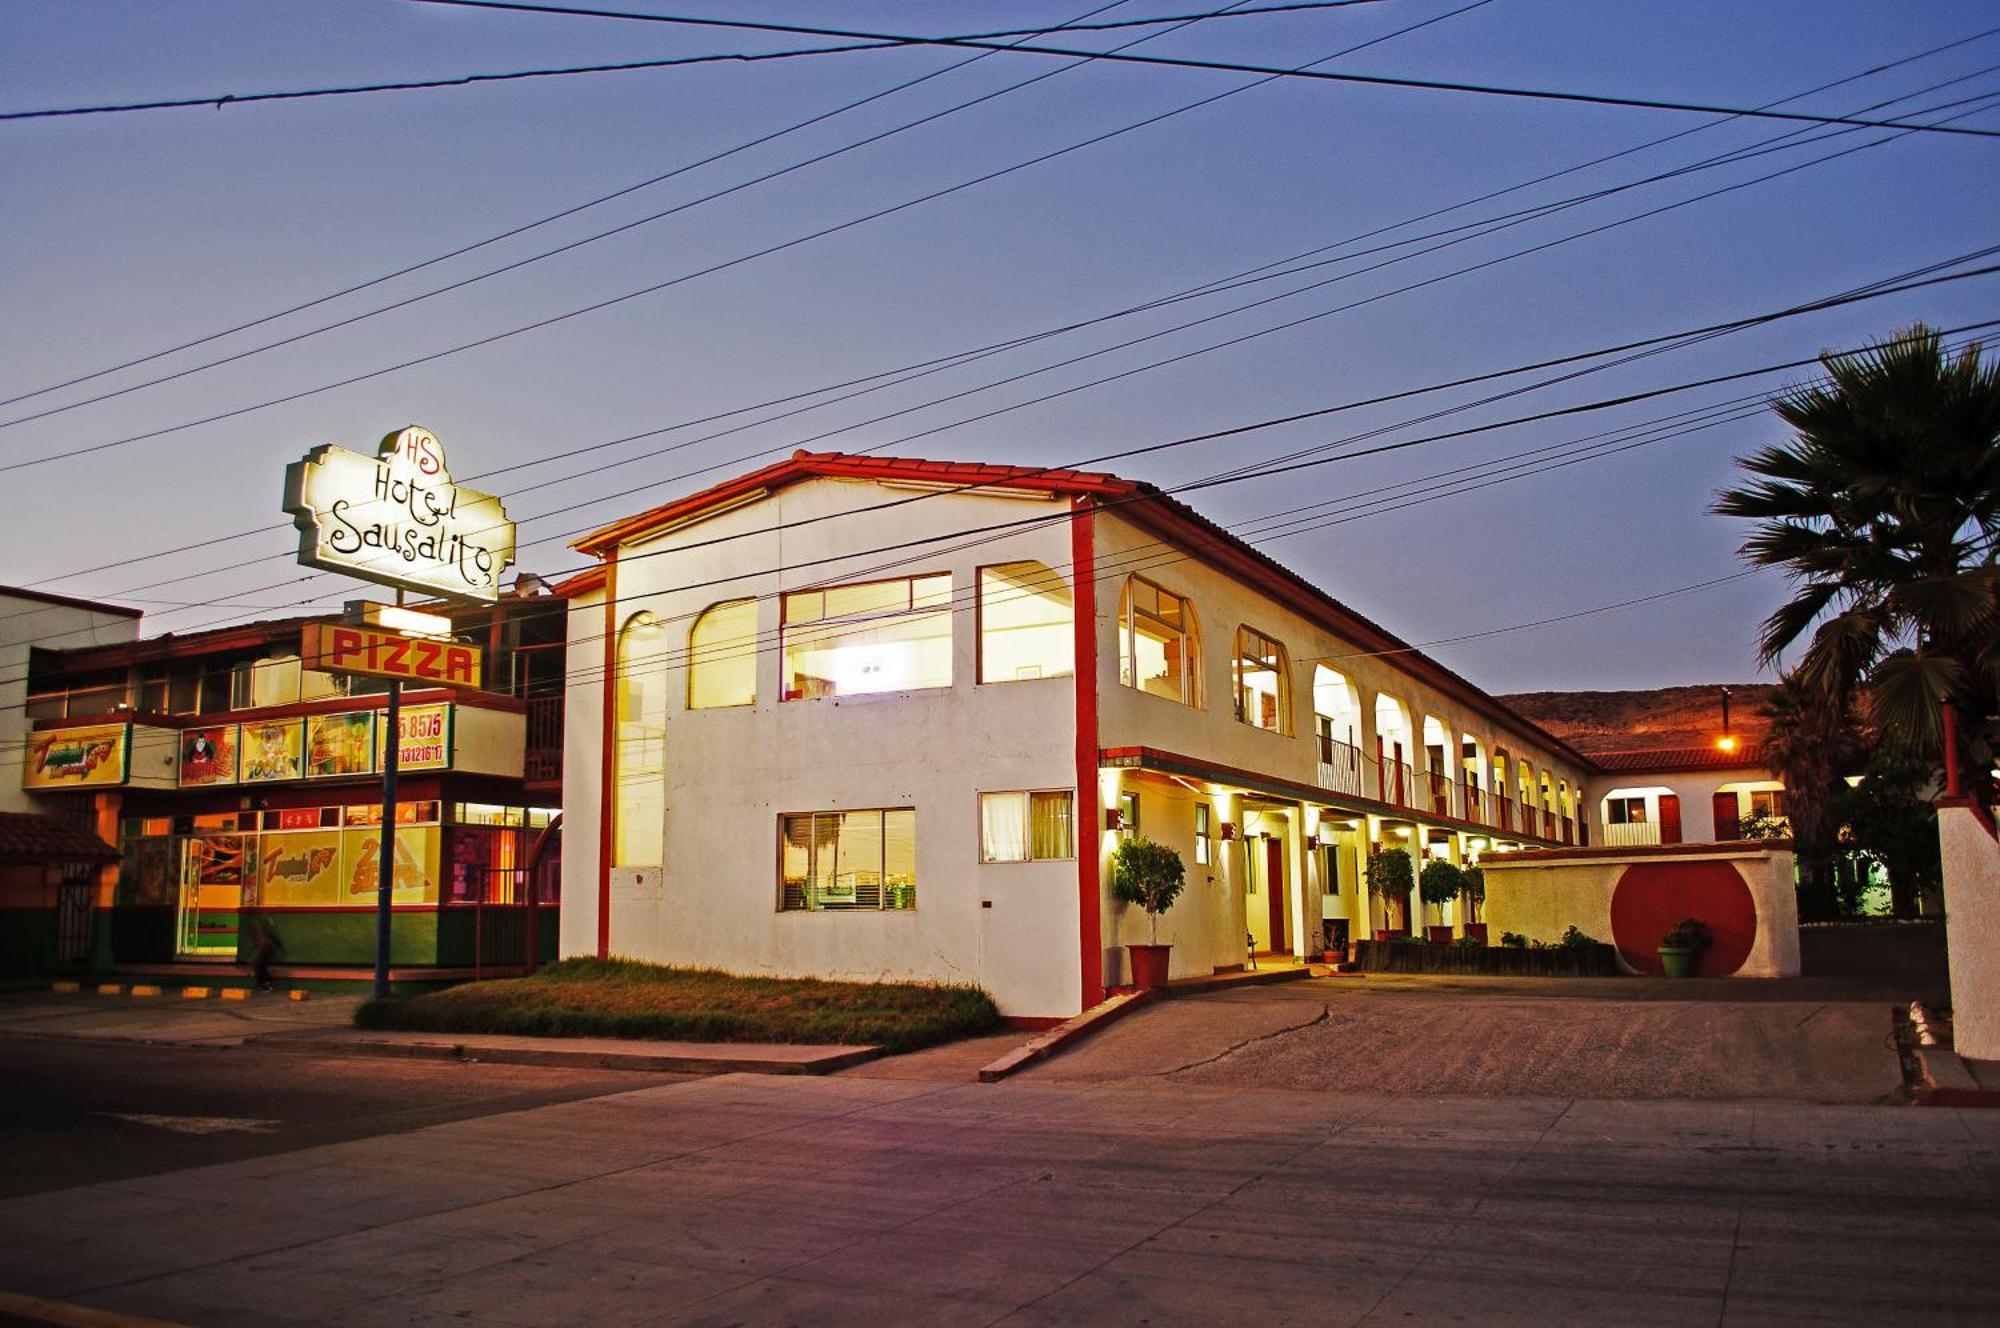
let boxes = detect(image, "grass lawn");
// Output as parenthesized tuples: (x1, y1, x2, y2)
(354, 958, 1004, 1053)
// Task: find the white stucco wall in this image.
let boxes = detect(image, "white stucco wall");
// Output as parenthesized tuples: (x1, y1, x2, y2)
(1, 591, 139, 813)
(1482, 845, 1801, 977)
(1939, 803, 2000, 1060)
(560, 477, 1082, 1017)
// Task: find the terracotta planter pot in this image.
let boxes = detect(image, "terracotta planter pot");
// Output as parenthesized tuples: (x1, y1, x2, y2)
(1427, 925, 1456, 944)
(1128, 943, 1173, 990)
(1463, 923, 1489, 945)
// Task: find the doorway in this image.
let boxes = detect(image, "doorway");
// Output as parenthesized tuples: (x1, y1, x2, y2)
(175, 835, 245, 958)
(1262, 836, 1288, 954)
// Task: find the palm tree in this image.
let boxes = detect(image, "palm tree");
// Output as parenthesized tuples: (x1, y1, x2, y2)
(1714, 323, 2000, 787)
(1757, 674, 1865, 915)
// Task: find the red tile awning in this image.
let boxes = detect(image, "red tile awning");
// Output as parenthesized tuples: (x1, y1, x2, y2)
(0, 812, 119, 867)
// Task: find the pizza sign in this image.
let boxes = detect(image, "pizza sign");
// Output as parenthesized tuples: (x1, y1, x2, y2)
(301, 622, 482, 687)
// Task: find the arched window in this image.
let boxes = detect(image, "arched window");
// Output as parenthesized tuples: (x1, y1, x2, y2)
(1232, 626, 1290, 733)
(614, 612, 667, 866)
(978, 561, 1073, 682)
(687, 599, 757, 709)
(1312, 666, 1360, 762)
(1118, 576, 1200, 706)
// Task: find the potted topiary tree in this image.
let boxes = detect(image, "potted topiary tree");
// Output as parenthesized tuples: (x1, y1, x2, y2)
(1657, 917, 1712, 978)
(1460, 865, 1488, 944)
(1418, 859, 1463, 943)
(1111, 836, 1186, 989)
(1365, 846, 1415, 940)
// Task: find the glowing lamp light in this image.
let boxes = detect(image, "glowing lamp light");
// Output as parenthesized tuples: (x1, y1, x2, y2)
(1716, 734, 1740, 754)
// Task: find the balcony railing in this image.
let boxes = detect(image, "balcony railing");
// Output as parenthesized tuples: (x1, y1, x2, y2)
(1302, 741, 1571, 842)
(1316, 737, 1368, 799)
(1602, 821, 1662, 847)
(525, 694, 563, 785)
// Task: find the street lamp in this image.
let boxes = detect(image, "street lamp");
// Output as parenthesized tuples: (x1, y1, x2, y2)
(1715, 686, 1738, 754)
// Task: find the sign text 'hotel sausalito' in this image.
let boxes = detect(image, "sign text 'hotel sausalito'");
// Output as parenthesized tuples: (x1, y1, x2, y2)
(283, 426, 516, 602)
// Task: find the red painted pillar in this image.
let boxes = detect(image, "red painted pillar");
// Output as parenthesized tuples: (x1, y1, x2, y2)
(1071, 501, 1104, 1009)
(596, 550, 619, 960)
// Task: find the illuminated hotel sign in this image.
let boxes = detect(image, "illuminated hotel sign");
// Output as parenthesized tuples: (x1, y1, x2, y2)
(301, 622, 483, 688)
(283, 426, 516, 602)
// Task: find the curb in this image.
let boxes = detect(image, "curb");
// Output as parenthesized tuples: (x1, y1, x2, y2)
(0, 1290, 187, 1327)
(978, 989, 1159, 1083)
(291, 1035, 880, 1076)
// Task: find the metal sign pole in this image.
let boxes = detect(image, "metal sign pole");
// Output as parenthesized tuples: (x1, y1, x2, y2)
(372, 594, 404, 1002)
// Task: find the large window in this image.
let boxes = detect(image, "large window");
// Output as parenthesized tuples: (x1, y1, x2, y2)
(1606, 797, 1648, 825)
(1196, 803, 1213, 866)
(783, 574, 952, 700)
(1118, 576, 1199, 705)
(613, 613, 667, 867)
(688, 599, 757, 709)
(1232, 626, 1290, 733)
(779, 809, 916, 911)
(978, 562, 1073, 682)
(979, 790, 1076, 862)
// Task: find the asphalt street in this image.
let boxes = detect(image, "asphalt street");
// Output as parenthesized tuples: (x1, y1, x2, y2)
(1, 1034, 689, 1200)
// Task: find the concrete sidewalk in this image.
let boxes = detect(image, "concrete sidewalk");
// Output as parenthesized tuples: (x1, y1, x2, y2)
(290, 1029, 879, 1075)
(2, 1073, 1995, 1326)
(0, 990, 360, 1047)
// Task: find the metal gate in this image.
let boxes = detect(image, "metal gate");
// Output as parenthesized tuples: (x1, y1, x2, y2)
(55, 875, 93, 966)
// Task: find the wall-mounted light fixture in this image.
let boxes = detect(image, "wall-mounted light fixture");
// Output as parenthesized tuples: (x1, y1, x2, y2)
(1219, 821, 1238, 841)
(1104, 808, 1126, 832)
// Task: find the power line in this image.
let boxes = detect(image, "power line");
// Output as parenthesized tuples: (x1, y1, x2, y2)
(11, 249, 1994, 637)
(0, 2, 1381, 122)
(0, 0, 1165, 413)
(0, 386, 1795, 721)
(0, 1, 1477, 475)
(420, 0, 2000, 140)
(0, 0, 1313, 433)
(13, 314, 1991, 683)
(14, 17, 1977, 603)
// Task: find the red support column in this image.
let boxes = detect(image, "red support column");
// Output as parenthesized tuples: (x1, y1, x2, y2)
(1071, 501, 1105, 1009)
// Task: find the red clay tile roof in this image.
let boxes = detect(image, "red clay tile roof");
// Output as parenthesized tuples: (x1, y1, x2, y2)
(1591, 744, 1769, 773)
(0, 812, 120, 866)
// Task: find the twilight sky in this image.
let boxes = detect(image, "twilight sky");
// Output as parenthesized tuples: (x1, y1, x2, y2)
(4, 0, 1997, 692)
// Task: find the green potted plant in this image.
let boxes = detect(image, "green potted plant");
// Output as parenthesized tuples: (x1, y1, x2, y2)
(1365, 846, 1414, 940)
(1460, 865, 1487, 944)
(1657, 917, 1712, 978)
(1417, 858, 1463, 943)
(1111, 836, 1186, 989)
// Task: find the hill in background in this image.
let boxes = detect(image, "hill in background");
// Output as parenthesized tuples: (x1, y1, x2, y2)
(1497, 684, 1776, 755)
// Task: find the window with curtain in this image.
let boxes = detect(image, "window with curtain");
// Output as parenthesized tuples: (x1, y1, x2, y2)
(979, 790, 1075, 862)
(778, 808, 916, 910)
(688, 598, 757, 709)
(1232, 626, 1289, 733)
(782, 574, 952, 700)
(978, 562, 1073, 682)
(1119, 790, 1140, 839)
(613, 612, 667, 867)
(1118, 576, 1199, 705)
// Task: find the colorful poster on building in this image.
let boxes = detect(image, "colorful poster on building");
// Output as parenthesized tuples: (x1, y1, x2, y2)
(376, 703, 451, 771)
(22, 724, 129, 790)
(240, 719, 304, 783)
(305, 712, 375, 778)
(341, 825, 440, 904)
(178, 725, 238, 787)
(256, 829, 345, 907)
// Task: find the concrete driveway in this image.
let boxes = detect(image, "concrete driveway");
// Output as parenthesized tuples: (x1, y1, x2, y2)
(4, 1070, 1993, 1326)
(1025, 975, 1905, 1103)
